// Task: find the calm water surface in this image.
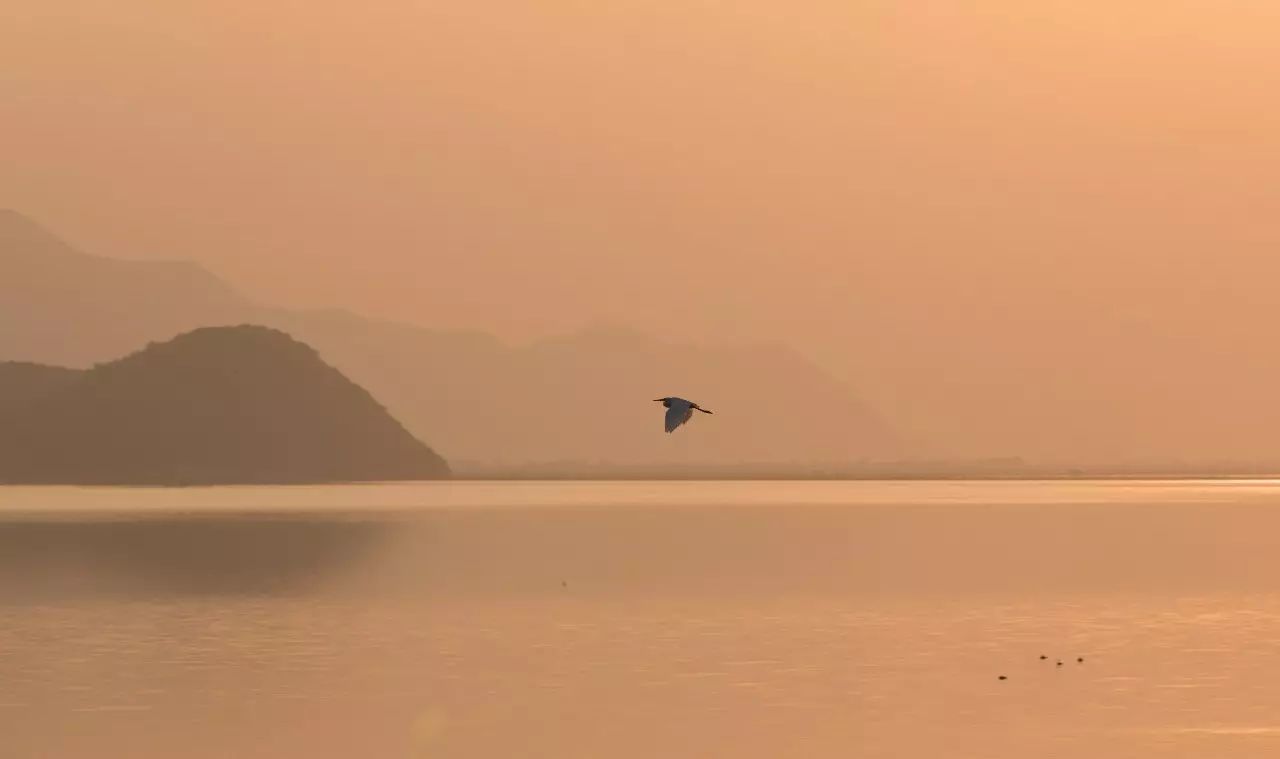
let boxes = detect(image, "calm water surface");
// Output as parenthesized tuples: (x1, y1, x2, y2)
(3, 480, 1280, 758)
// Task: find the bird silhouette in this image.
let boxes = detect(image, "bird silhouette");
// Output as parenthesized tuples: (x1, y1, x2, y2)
(653, 397, 713, 433)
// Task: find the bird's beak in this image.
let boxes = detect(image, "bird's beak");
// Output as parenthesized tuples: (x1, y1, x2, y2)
(652, 398, 664, 402)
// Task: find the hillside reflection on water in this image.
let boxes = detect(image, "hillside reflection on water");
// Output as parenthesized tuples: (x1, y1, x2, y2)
(3, 480, 1280, 758)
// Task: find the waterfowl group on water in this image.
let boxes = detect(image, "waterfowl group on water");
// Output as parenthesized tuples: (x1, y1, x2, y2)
(997, 654, 1087, 680)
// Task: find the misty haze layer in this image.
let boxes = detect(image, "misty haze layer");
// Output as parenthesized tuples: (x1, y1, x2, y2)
(7, 3, 1280, 462)
(0, 213, 896, 466)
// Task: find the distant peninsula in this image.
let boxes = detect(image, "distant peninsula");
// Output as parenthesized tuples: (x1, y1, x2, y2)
(0, 325, 450, 485)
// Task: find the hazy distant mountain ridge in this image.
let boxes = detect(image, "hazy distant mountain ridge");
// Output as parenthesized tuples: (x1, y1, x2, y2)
(0, 326, 450, 484)
(0, 211, 257, 367)
(268, 317, 900, 465)
(0, 211, 900, 465)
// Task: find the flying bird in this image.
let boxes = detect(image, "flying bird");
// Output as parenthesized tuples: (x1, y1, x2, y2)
(654, 397, 713, 433)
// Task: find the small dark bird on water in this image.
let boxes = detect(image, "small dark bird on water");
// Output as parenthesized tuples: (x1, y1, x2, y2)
(1077, 657, 1084, 663)
(998, 675, 1007, 681)
(1056, 661, 1063, 667)
(1039, 655, 1047, 660)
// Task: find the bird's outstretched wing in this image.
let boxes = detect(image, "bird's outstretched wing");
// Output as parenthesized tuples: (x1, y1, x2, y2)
(665, 401, 694, 433)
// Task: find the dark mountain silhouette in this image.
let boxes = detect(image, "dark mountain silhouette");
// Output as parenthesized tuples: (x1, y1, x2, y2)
(0, 326, 449, 484)
(0, 361, 81, 417)
(0, 211, 900, 465)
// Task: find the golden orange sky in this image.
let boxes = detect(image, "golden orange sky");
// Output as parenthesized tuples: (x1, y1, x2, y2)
(6, 1, 1280, 459)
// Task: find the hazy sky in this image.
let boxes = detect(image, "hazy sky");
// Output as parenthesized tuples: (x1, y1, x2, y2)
(7, 1, 1280, 459)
